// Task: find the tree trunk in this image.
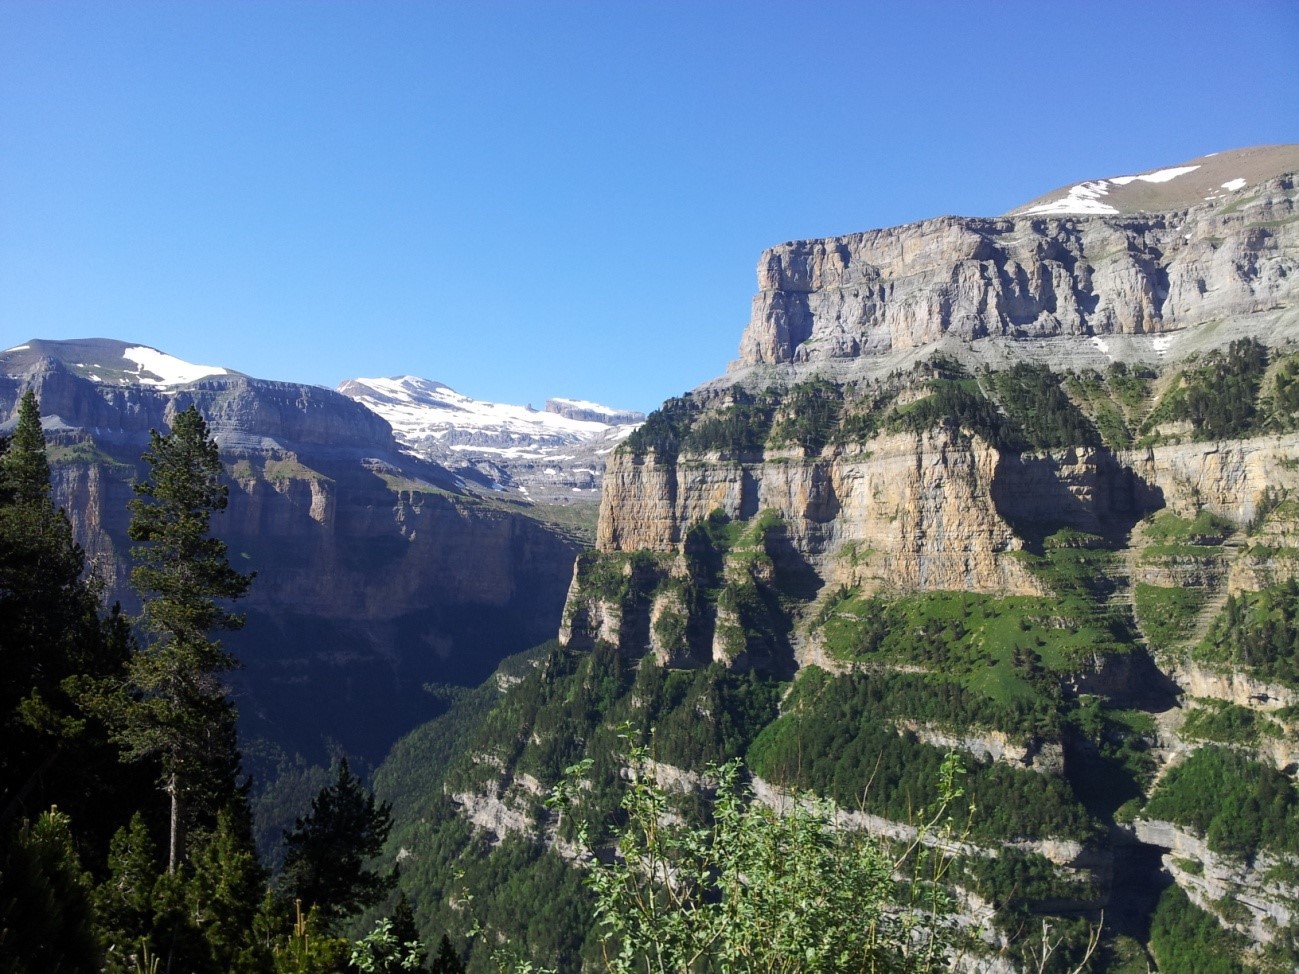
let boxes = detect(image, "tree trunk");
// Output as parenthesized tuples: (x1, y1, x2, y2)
(167, 773, 184, 873)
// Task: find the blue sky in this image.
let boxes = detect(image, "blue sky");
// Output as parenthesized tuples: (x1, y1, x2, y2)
(2, 1, 1297, 413)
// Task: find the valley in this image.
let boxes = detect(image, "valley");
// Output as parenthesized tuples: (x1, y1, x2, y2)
(4, 144, 1299, 972)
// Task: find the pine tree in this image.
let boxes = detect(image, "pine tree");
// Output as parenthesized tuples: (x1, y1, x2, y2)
(429, 934, 465, 974)
(94, 814, 162, 973)
(387, 891, 428, 972)
(186, 807, 273, 973)
(280, 759, 394, 928)
(0, 389, 117, 831)
(121, 404, 253, 872)
(0, 808, 103, 973)
(0, 389, 52, 503)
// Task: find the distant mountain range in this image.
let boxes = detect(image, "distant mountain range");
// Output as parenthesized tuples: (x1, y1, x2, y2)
(337, 375, 643, 502)
(0, 337, 605, 761)
(1, 338, 644, 504)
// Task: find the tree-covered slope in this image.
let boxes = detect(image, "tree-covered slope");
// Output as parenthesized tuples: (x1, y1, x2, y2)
(375, 341, 1299, 972)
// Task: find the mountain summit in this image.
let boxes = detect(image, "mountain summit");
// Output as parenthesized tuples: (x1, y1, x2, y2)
(1008, 143, 1299, 216)
(1, 337, 236, 388)
(732, 144, 1298, 380)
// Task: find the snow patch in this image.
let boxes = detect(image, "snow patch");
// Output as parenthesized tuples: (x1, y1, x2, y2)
(1024, 180, 1119, 216)
(1153, 335, 1174, 356)
(1220, 178, 1247, 192)
(122, 346, 228, 386)
(5, 344, 30, 352)
(1109, 165, 1200, 186)
(1090, 336, 1112, 358)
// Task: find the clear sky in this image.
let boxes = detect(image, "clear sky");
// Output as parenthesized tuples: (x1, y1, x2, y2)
(2, 1, 1297, 413)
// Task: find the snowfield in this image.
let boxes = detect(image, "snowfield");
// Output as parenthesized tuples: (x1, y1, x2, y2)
(123, 346, 228, 386)
(1023, 164, 1202, 216)
(341, 375, 640, 463)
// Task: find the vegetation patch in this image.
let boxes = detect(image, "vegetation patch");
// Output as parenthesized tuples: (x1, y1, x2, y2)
(1143, 745, 1299, 858)
(1141, 338, 1269, 442)
(1149, 885, 1252, 974)
(1143, 509, 1236, 546)
(263, 455, 331, 483)
(46, 438, 135, 472)
(768, 378, 843, 454)
(1134, 583, 1207, 651)
(820, 587, 1132, 714)
(746, 668, 1099, 843)
(1194, 579, 1299, 689)
(1181, 698, 1284, 746)
(985, 362, 1102, 451)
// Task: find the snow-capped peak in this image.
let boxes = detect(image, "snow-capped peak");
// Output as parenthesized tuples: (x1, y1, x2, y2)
(339, 375, 641, 460)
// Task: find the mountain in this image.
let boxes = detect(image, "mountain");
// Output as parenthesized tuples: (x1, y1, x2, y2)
(0, 339, 585, 762)
(376, 148, 1299, 972)
(338, 375, 643, 504)
(733, 145, 1297, 377)
(1009, 144, 1299, 217)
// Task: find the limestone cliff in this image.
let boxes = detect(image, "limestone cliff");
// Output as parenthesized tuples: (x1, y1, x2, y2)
(736, 172, 1298, 368)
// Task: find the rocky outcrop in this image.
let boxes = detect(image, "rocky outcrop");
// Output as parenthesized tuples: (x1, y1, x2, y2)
(737, 176, 1298, 367)
(897, 721, 1066, 774)
(596, 430, 1046, 597)
(1128, 435, 1299, 524)
(1134, 818, 1299, 945)
(1166, 662, 1297, 712)
(546, 399, 645, 426)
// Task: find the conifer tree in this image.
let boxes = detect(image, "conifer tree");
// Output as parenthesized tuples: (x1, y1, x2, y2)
(0, 389, 52, 503)
(121, 404, 253, 872)
(280, 759, 394, 927)
(429, 934, 466, 974)
(186, 807, 273, 973)
(388, 891, 425, 969)
(0, 808, 103, 973)
(93, 813, 162, 972)
(0, 389, 113, 829)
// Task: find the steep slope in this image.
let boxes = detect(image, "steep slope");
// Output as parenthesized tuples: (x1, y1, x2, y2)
(379, 150, 1299, 973)
(0, 339, 584, 761)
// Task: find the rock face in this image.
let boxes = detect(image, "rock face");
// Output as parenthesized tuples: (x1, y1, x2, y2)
(596, 430, 1043, 596)
(545, 398, 645, 426)
(0, 345, 583, 761)
(736, 174, 1298, 367)
(1133, 818, 1298, 947)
